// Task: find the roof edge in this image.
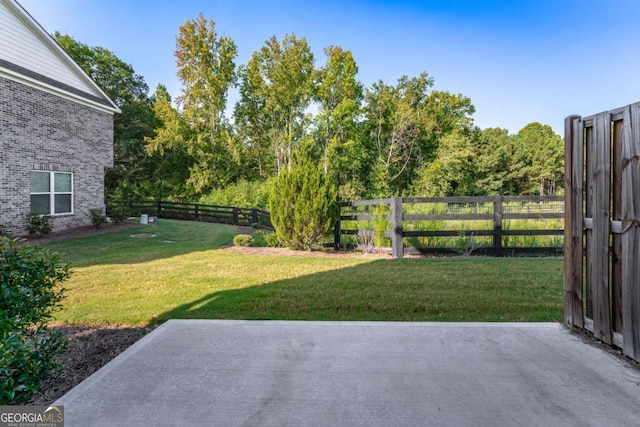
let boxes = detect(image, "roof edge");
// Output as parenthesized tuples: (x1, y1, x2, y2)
(1, 67, 118, 115)
(5, 0, 121, 113)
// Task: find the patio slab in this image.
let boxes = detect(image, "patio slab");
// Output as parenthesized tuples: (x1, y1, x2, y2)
(56, 320, 640, 426)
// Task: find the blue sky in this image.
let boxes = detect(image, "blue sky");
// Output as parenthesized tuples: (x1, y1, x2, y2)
(18, 0, 640, 135)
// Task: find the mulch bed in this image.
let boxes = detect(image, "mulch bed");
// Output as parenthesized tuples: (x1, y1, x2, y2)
(24, 221, 140, 245)
(28, 325, 155, 405)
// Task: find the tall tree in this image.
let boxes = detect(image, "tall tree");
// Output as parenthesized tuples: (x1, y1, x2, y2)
(362, 73, 474, 196)
(174, 13, 239, 193)
(313, 46, 366, 198)
(144, 85, 195, 199)
(475, 127, 517, 195)
(516, 122, 563, 195)
(234, 55, 273, 180)
(234, 34, 315, 175)
(54, 33, 156, 199)
(412, 130, 478, 196)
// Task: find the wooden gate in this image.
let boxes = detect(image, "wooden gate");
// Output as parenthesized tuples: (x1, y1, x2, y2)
(564, 102, 640, 362)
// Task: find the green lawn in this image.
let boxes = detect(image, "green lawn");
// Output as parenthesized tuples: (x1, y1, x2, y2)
(43, 220, 564, 326)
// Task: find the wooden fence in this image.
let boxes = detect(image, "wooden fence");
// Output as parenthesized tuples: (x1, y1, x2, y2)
(565, 102, 640, 362)
(335, 196, 564, 257)
(107, 200, 273, 230)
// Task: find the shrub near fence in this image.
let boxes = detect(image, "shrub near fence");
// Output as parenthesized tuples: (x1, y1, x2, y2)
(335, 196, 564, 257)
(107, 201, 273, 230)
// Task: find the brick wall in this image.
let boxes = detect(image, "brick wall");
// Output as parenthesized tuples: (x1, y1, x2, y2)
(0, 76, 114, 235)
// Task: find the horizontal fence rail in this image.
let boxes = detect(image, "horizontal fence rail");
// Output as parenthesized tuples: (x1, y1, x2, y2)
(107, 200, 273, 230)
(335, 196, 564, 257)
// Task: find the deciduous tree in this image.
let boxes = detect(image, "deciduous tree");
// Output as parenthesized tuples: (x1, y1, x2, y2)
(174, 14, 239, 194)
(54, 33, 157, 199)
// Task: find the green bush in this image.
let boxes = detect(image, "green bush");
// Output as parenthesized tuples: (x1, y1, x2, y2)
(200, 179, 275, 210)
(109, 205, 129, 225)
(0, 238, 69, 404)
(269, 155, 338, 251)
(89, 208, 107, 228)
(25, 213, 52, 237)
(253, 231, 281, 248)
(232, 234, 254, 247)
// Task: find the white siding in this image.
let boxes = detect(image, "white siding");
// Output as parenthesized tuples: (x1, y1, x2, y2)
(0, 0, 102, 98)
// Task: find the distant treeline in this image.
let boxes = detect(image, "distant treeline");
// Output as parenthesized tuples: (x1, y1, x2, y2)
(54, 15, 563, 205)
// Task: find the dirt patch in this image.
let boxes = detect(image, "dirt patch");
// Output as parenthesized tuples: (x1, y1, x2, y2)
(130, 233, 157, 238)
(28, 325, 155, 405)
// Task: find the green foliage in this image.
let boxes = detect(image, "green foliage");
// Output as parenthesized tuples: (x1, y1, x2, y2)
(517, 123, 564, 196)
(314, 46, 365, 185)
(25, 214, 51, 237)
(54, 33, 159, 201)
(362, 73, 475, 196)
(254, 231, 282, 248)
(56, 19, 566, 203)
(232, 234, 254, 247)
(0, 224, 8, 238)
(108, 205, 129, 225)
(235, 33, 315, 176)
(372, 204, 391, 249)
(171, 14, 240, 194)
(199, 179, 274, 210)
(0, 238, 69, 404)
(269, 155, 338, 250)
(89, 209, 107, 228)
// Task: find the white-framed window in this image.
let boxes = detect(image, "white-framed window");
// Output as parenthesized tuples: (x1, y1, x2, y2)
(30, 171, 74, 215)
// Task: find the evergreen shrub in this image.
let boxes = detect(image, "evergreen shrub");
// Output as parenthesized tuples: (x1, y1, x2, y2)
(269, 155, 338, 250)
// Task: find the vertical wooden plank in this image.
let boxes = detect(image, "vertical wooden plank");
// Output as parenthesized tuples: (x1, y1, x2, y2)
(493, 196, 503, 257)
(585, 123, 594, 321)
(621, 103, 640, 360)
(232, 207, 239, 226)
(334, 204, 342, 251)
(612, 120, 624, 333)
(391, 198, 404, 258)
(564, 115, 584, 328)
(589, 112, 612, 344)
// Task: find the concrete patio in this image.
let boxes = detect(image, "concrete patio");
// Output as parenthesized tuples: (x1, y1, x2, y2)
(56, 320, 640, 426)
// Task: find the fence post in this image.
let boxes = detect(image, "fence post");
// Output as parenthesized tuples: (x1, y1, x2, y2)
(195, 204, 199, 221)
(334, 203, 342, 251)
(251, 209, 258, 225)
(156, 200, 161, 217)
(233, 207, 239, 226)
(493, 196, 503, 257)
(391, 198, 404, 258)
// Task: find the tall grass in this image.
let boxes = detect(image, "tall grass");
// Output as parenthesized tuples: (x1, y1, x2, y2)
(341, 199, 564, 251)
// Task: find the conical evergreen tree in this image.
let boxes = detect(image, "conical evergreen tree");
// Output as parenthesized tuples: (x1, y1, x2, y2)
(269, 154, 338, 250)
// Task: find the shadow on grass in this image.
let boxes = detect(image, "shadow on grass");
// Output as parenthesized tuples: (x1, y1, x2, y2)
(148, 258, 564, 324)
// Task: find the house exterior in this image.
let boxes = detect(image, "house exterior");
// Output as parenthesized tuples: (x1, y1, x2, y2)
(0, 0, 120, 236)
